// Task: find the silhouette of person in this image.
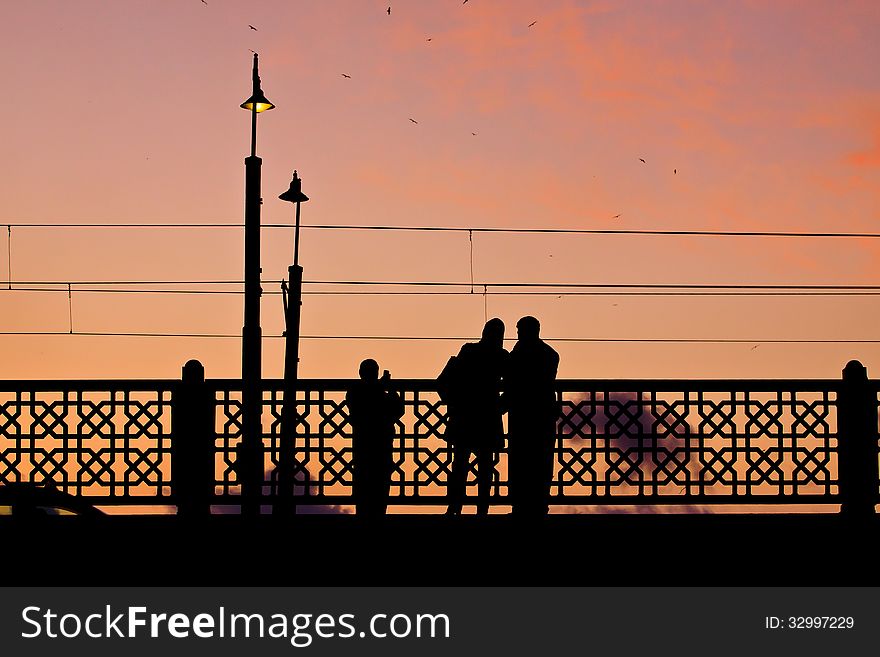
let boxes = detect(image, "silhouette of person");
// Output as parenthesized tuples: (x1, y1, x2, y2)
(504, 316, 560, 517)
(441, 318, 509, 515)
(345, 359, 404, 517)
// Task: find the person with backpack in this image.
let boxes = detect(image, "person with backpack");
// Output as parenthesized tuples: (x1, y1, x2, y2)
(438, 318, 509, 515)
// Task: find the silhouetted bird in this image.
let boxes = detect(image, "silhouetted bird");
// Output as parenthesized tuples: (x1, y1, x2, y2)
(248, 24, 258, 30)
(528, 21, 537, 27)
(201, 0, 207, 5)
(472, 132, 478, 136)
(427, 38, 432, 41)
(674, 168, 677, 174)
(639, 158, 646, 163)
(409, 118, 418, 124)
(612, 214, 621, 219)
(387, 6, 391, 14)
(342, 73, 351, 78)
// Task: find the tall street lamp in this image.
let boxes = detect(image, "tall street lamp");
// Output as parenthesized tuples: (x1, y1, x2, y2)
(239, 53, 274, 516)
(276, 171, 309, 517)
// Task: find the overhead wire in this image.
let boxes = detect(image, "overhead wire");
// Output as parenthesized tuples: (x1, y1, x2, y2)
(9, 287, 880, 298)
(5, 279, 880, 290)
(0, 331, 878, 344)
(3, 225, 878, 343)
(4, 221, 880, 239)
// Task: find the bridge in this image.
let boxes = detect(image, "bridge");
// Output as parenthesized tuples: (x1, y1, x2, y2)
(1, 361, 877, 585)
(0, 362, 877, 512)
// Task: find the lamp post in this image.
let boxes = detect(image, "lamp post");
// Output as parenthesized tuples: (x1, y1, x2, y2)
(276, 171, 309, 517)
(239, 53, 274, 517)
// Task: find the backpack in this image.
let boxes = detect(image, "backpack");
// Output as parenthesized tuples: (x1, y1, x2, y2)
(436, 355, 460, 402)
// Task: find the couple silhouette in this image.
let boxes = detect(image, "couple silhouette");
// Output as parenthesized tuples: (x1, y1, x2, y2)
(346, 316, 559, 517)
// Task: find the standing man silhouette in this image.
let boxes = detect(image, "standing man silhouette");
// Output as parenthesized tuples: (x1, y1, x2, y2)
(441, 318, 509, 515)
(505, 316, 560, 516)
(345, 359, 404, 517)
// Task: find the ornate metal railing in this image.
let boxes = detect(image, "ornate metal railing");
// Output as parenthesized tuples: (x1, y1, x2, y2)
(0, 372, 876, 511)
(0, 380, 175, 503)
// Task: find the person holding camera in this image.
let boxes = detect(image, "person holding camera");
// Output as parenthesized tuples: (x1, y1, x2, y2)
(345, 359, 404, 516)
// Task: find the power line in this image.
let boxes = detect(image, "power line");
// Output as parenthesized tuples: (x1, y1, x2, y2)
(3, 279, 250, 285)
(304, 281, 880, 290)
(2, 223, 245, 228)
(468, 229, 474, 292)
(6, 279, 880, 290)
(4, 222, 880, 239)
(5, 286, 880, 297)
(5, 225, 10, 291)
(0, 331, 878, 344)
(296, 225, 880, 240)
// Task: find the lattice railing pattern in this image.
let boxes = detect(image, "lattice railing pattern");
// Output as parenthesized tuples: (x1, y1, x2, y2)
(0, 382, 174, 502)
(0, 378, 851, 507)
(212, 381, 458, 503)
(554, 384, 838, 502)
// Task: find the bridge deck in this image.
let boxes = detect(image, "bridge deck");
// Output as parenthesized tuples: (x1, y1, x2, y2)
(2, 513, 877, 586)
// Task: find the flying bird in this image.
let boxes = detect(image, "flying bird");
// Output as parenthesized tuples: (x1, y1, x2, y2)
(341, 73, 351, 78)
(528, 21, 537, 27)
(248, 24, 257, 30)
(639, 158, 646, 163)
(463, 0, 468, 3)
(201, 0, 207, 5)
(471, 132, 478, 136)
(674, 168, 677, 174)
(612, 214, 621, 219)
(409, 118, 418, 124)
(426, 38, 432, 42)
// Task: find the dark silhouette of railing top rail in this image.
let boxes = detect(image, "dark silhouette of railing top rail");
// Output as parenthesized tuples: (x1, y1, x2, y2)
(0, 361, 876, 514)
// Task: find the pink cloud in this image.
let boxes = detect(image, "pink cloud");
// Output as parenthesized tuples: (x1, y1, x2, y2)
(845, 125, 880, 168)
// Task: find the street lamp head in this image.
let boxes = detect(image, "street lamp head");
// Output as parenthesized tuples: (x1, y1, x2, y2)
(240, 53, 275, 112)
(279, 170, 309, 203)
(240, 90, 275, 113)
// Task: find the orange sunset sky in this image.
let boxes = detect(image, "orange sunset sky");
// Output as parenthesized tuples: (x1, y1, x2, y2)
(1, 0, 879, 381)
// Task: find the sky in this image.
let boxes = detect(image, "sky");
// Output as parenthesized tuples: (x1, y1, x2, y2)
(1, 0, 879, 381)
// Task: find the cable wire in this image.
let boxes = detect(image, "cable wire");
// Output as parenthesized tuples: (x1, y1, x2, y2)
(5, 222, 880, 239)
(6, 225, 10, 290)
(0, 331, 878, 344)
(6, 279, 880, 290)
(7, 286, 880, 297)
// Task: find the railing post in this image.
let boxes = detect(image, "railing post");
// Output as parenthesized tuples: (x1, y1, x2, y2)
(838, 360, 878, 516)
(172, 360, 214, 518)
